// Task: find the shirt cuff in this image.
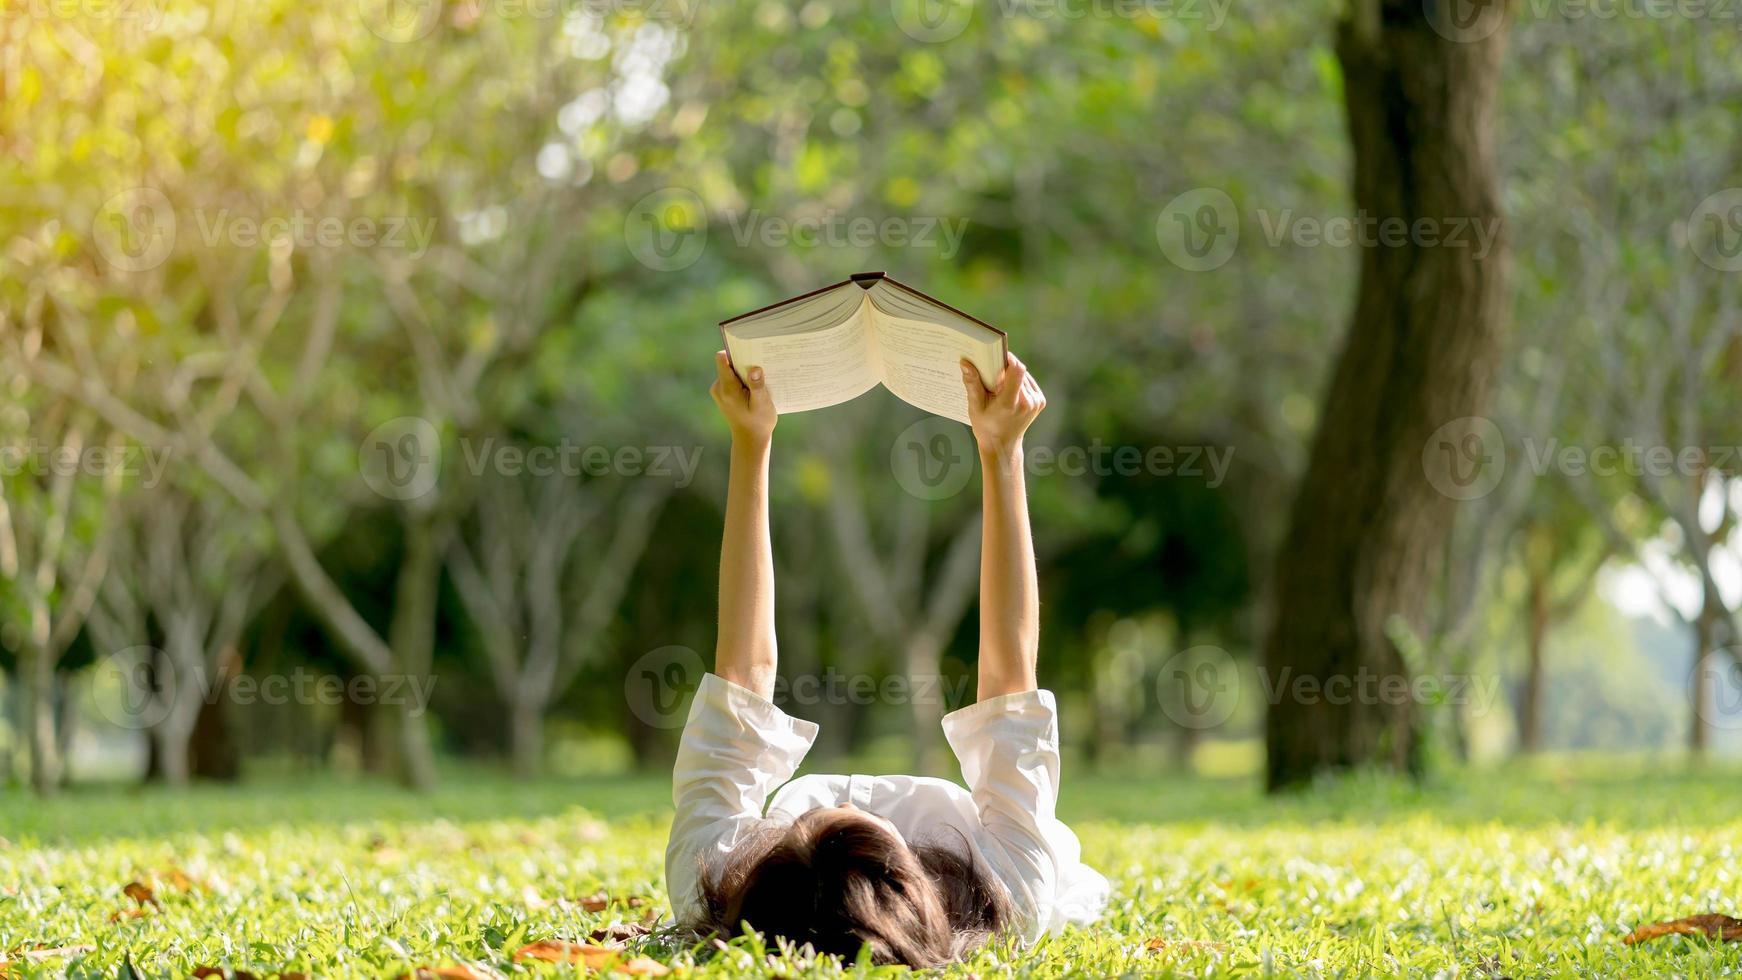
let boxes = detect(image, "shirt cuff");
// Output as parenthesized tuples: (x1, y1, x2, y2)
(940, 688, 1057, 736)
(691, 672, 821, 745)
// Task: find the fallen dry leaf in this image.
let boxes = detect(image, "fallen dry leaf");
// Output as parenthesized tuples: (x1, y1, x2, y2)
(576, 891, 648, 913)
(0, 944, 98, 970)
(512, 941, 669, 974)
(1623, 913, 1742, 945)
(514, 941, 618, 968)
(1145, 938, 1230, 953)
(159, 867, 200, 892)
(190, 969, 261, 980)
(398, 966, 490, 980)
(123, 881, 159, 908)
(589, 921, 653, 947)
(107, 908, 152, 923)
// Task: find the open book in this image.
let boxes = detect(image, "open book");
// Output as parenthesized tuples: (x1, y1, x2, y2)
(719, 271, 1008, 425)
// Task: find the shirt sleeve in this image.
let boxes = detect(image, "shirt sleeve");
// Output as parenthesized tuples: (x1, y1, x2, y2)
(664, 673, 819, 926)
(941, 689, 1063, 940)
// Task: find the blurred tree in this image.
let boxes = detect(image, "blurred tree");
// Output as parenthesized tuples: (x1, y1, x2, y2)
(86, 480, 278, 784)
(446, 466, 668, 776)
(0, 305, 131, 792)
(1528, 15, 1742, 755)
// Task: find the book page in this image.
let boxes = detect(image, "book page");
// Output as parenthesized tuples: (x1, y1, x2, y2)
(725, 294, 880, 413)
(866, 286, 1004, 425)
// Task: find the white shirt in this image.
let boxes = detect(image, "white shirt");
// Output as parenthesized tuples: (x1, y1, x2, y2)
(665, 673, 1109, 942)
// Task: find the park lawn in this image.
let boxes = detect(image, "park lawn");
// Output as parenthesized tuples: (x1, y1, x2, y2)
(2, 761, 1740, 978)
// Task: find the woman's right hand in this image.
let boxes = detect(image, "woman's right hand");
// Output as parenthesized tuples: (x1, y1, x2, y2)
(961, 352, 1045, 458)
(711, 351, 777, 445)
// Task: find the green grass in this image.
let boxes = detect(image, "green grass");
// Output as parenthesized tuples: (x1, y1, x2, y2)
(3, 760, 1741, 977)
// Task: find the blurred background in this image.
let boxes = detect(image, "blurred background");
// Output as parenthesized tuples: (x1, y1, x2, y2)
(2, 0, 1740, 798)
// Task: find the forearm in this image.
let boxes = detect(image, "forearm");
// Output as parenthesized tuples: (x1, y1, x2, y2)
(976, 444, 1039, 700)
(714, 437, 777, 698)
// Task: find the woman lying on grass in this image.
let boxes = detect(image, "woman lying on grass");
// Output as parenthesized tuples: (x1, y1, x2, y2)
(664, 350, 1108, 967)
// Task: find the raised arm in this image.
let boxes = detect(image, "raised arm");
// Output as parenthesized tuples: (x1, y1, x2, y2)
(960, 353, 1047, 700)
(710, 351, 779, 699)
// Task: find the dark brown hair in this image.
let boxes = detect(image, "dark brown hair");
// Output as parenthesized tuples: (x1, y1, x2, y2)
(696, 807, 1011, 967)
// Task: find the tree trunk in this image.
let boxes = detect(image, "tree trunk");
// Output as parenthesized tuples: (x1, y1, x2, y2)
(21, 646, 61, 795)
(1263, 0, 1510, 791)
(1, 681, 16, 783)
(139, 647, 168, 782)
(1691, 602, 1715, 757)
(906, 630, 948, 775)
(1519, 569, 1549, 754)
(508, 695, 544, 779)
(394, 698, 437, 789)
(188, 694, 240, 781)
(388, 514, 445, 791)
(153, 718, 194, 787)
